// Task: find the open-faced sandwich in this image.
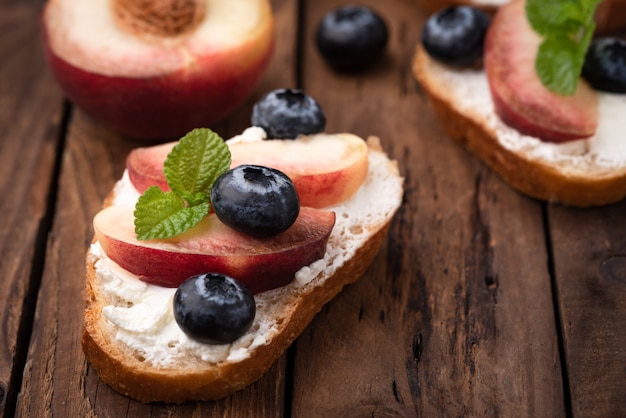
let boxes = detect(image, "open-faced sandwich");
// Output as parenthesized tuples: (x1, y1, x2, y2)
(413, 0, 626, 206)
(83, 89, 404, 403)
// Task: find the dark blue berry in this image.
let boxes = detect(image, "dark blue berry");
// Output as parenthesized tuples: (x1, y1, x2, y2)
(173, 273, 255, 344)
(210, 165, 300, 238)
(422, 6, 489, 66)
(583, 37, 626, 93)
(316, 5, 388, 72)
(251, 89, 326, 139)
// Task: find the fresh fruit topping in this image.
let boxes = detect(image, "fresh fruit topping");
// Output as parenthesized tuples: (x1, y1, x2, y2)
(421, 6, 489, 67)
(211, 165, 300, 238)
(526, 0, 602, 95)
(583, 37, 626, 93)
(251, 89, 326, 139)
(315, 5, 388, 72)
(134, 128, 231, 240)
(484, 0, 598, 142)
(228, 134, 369, 208)
(126, 133, 369, 208)
(41, 0, 275, 140)
(94, 204, 335, 292)
(127, 141, 178, 194)
(173, 273, 255, 344)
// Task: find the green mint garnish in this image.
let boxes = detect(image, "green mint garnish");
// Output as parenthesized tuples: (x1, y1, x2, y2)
(526, 0, 602, 95)
(134, 128, 231, 240)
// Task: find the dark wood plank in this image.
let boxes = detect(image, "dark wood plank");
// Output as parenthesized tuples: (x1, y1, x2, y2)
(17, 0, 296, 416)
(15, 113, 135, 418)
(0, 0, 64, 416)
(291, 0, 565, 416)
(550, 202, 626, 418)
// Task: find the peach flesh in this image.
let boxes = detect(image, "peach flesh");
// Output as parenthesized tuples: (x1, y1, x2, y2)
(41, 0, 274, 140)
(484, 0, 598, 142)
(126, 134, 370, 208)
(94, 205, 335, 294)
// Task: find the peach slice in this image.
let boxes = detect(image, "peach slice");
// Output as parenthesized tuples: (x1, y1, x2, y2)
(127, 141, 174, 193)
(94, 204, 335, 294)
(126, 133, 370, 208)
(41, 0, 274, 140)
(484, 0, 598, 142)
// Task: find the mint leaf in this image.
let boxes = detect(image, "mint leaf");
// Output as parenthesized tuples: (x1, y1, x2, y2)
(526, 2, 585, 35)
(164, 128, 231, 202)
(536, 37, 584, 95)
(134, 128, 231, 240)
(134, 187, 210, 240)
(526, 0, 602, 95)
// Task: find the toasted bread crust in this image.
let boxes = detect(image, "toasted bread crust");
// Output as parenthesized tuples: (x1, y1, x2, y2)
(83, 220, 392, 403)
(413, 45, 626, 207)
(83, 138, 402, 403)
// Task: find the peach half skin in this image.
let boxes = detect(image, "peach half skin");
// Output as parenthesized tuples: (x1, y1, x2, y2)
(484, 0, 598, 143)
(94, 205, 335, 294)
(41, 0, 274, 140)
(126, 133, 370, 208)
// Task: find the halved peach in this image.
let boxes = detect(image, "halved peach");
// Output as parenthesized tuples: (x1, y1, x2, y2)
(41, 0, 274, 140)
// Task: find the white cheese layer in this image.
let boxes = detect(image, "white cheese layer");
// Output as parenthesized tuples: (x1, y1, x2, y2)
(430, 62, 626, 167)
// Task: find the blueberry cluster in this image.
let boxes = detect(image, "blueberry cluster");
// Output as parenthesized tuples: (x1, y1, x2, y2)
(174, 88, 329, 344)
(174, 163, 300, 344)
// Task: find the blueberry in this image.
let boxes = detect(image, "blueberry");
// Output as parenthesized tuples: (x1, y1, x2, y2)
(582, 37, 626, 93)
(251, 89, 326, 139)
(315, 5, 388, 72)
(211, 165, 300, 238)
(422, 6, 490, 66)
(173, 273, 255, 344)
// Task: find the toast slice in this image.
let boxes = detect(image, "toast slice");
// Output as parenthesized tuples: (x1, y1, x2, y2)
(83, 135, 403, 403)
(413, 45, 626, 206)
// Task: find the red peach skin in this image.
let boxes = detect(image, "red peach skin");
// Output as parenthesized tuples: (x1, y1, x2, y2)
(94, 205, 335, 294)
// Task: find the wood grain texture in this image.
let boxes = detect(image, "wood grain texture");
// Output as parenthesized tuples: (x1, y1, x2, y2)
(293, 0, 565, 416)
(549, 202, 626, 418)
(0, 0, 63, 416)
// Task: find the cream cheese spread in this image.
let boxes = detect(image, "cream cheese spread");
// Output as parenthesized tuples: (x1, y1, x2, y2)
(431, 62, 626, 167)
(89, 129, 401, 368)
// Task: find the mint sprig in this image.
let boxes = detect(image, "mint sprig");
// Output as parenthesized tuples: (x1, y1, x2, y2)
(134, 128, 231, 240)
(526, 0, 602, 95)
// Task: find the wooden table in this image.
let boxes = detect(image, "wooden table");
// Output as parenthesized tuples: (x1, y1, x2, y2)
(2, 0, 625, 416)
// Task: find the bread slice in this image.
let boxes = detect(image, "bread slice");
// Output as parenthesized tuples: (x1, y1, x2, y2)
(83, 135, 403, 403)
(413, 45, 626, 206)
